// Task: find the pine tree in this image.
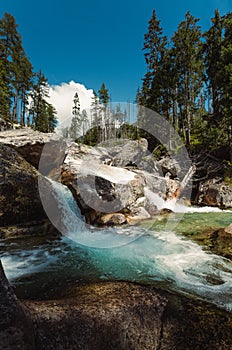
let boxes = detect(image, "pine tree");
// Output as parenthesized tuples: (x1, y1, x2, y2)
(219, 12, 232, 160)
(171, 11, 204, 145)
(141, 10, 168, 112)
(202, 11, 232, 155)
(29, 70, 57, 132)
(46, 103, 57, 132)
(80, 109, 89, 135)
(98, 83, 109, 104)
(69, 92, 81, 140)
(90, 90, 100, 128)
(98, 83, 110, 142)
(0, 13, 20, 122)
(204, 10, 223, 121)
(0, 12, 34, 125)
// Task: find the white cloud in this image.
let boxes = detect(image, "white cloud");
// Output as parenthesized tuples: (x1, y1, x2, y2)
(47, 81, 94, 126)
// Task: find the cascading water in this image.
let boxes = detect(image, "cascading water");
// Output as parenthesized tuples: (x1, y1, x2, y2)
(144, 186, 231, 213)
(1, 180, 232, 310)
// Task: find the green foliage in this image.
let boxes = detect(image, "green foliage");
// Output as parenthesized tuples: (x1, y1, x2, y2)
(98, 83, 109, 105)
(0, 12, 57, 130)
(138, 9, 232, 160)
(29, 70, 57, 133)
(82, 126, 99, 146)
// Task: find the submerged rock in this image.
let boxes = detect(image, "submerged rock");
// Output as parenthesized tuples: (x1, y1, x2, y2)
(96, 212, 127, 226)
(194, 225, 232, 260)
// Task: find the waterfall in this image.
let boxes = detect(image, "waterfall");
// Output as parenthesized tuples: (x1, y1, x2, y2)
(144, 186, 229, 213)
(1, 178, 232, 311)
(44, 179, 143, 248)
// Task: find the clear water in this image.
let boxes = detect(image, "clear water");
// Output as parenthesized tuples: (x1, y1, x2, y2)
(1, 181, 232, 311)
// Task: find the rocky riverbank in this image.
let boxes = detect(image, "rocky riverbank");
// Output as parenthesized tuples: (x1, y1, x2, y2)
(0, 129, 232, 349)
(1, 259, 232, 350)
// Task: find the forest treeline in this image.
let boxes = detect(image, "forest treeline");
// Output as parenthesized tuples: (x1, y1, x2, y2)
(0, 9, 231, 164)
(0, 12, 57, 132)
(137, 10, 232, 161)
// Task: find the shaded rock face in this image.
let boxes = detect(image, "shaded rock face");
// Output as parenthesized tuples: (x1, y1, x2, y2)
(26, 282, 166, 350)
(196, 179, 232, 208)
(0, 144, 46, 227)
(0, 261, 35, 350)
(1, 258, 232, 350)
(0, 144, 58, 238)
(23, 282, 232, 350)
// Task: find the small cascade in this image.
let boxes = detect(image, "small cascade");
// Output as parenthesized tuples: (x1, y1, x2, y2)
(1, 178, 232, 311)
(144, 185, 229, 213)
(46, 179, 142, 248)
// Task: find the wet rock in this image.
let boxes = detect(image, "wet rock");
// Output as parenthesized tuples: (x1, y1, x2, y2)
(159, 208, 173, 215)
(97, 212, 127, 226)
(61, 142, 175, 226)
(224, 223, 232, 235)
(194, 226, 232, 260)
(0, 220, 59, 239)
(127, 206, 151, 222)
(0, 260, 35, 350)
(1, 258, 232, 350)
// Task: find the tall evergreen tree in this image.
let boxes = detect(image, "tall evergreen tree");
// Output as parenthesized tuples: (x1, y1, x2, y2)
(140, 10, 168, 112)
(69, 92, 81, 140)
(0, 12, 34, 124)
(98, 83, 110, 141)
(30, 70, 57, 132)
(171, 11, 204, 144)
(90, 90, 100, 128)
(204, 10, 223, 121)
(80, 109, 89, 135)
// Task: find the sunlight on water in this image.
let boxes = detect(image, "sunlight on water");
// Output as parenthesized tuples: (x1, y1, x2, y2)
(1, 181, 232, 310)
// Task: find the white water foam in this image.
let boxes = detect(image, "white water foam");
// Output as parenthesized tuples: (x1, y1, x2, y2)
(2, 180, 231, 311)
(47, 180, 142, 248)
(144, 187, 230, 213)
(1, 247, 58, 280)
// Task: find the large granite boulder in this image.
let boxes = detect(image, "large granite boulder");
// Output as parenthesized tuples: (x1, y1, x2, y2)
(196, 178, 232, 208)
(61, 142, 168, 225)
(0, 260, 35, 349)
(0, 128, 62, 169)
(0, 143, 57, 238)
(105, 138, 148, 167)
(24, 282, 232, 350)
(0, 259, 232, 350)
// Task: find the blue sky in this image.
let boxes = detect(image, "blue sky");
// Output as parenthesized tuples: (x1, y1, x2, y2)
(1, 0, 231, 103)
